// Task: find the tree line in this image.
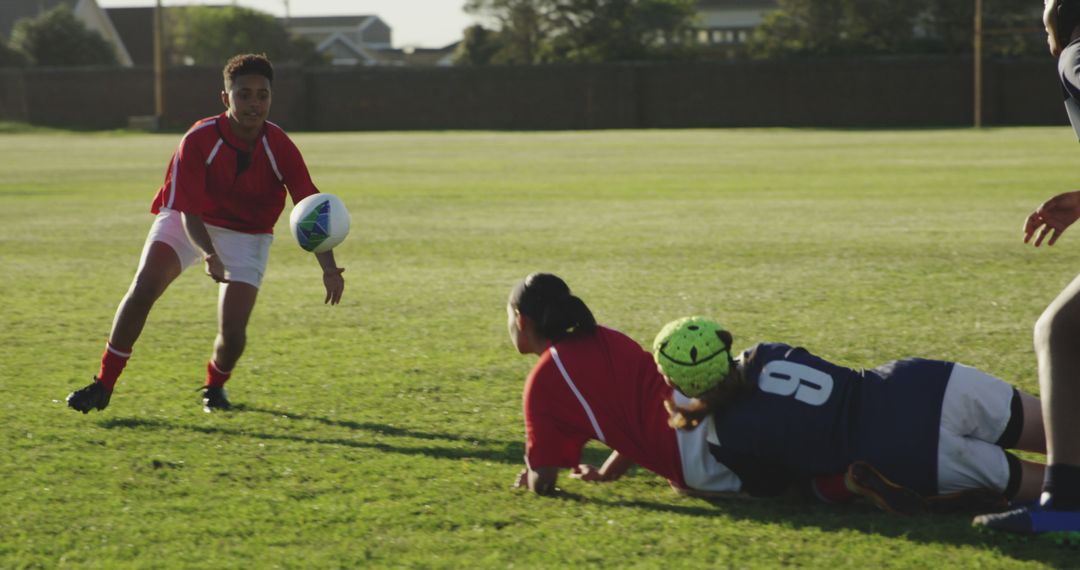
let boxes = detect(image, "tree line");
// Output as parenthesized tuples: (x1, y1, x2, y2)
(458, 0, 1047, 64)
(0, 5, 323, 68)
(0, 1, 1049, 69)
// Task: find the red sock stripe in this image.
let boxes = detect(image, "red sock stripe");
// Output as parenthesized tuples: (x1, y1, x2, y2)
(206, 360, 231, 388)
(812, 474, 854, 504)
(97, 343, 131, 391)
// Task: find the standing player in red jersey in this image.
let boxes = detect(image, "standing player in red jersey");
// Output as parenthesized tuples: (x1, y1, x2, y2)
(66, 53, 345, 414)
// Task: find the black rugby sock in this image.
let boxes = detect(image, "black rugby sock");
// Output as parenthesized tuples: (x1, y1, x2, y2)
(1043, 463, 1080, 510)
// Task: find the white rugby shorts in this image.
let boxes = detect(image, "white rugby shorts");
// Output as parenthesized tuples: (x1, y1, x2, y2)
(138, 208, 273, 288)
(936, 363, 1016, 495)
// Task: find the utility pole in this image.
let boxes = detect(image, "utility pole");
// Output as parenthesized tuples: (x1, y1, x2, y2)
(974, 0, 983, 128)
(153, 0, 165, 127)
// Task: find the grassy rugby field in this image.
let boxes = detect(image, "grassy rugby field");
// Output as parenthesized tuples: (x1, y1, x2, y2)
(1, 125, 1079, 568)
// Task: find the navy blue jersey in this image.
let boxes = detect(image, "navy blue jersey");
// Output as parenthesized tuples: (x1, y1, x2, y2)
(710, 343, 953, 496)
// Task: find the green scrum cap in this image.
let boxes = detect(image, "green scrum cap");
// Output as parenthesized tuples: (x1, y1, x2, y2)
(652, 316, 733, 397)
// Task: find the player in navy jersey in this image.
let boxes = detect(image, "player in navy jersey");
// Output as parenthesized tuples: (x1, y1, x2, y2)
(972, 0, 1080, 535)
(509, 273, 925, 509)
(66, 54, 345, 414)
(655, 318, 1053, 513)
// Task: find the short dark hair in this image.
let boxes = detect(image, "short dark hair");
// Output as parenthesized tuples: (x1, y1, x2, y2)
(223, 53, 273, 89)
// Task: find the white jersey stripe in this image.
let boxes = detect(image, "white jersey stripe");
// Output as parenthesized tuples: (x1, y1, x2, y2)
(549, 346, 606, 443)
(262, 136, 283, 181)
(205, 139, 224, 166)
(167, 119, 216, 209)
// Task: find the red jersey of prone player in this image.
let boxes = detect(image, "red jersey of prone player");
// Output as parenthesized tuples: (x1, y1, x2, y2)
(151, 112, 317, 234)
(523, 326, 691, 490)
(522, 326, 856, 501)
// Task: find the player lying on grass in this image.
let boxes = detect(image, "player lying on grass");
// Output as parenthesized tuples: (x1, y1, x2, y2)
(507, 273, 1045, 514)
(65, 53, 345, 414)
(969, 0, 1080, 535)
(654, 316, 1046, 513)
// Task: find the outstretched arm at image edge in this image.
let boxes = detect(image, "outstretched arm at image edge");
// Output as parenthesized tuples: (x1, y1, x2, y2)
(1024, 190, 1080, 247)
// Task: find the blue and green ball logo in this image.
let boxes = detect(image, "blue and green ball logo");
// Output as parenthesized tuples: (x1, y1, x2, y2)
(296, 199, 331, 252)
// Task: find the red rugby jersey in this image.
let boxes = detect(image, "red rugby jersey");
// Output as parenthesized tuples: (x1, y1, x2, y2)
(522, 326, 687, 488)
(150, 113, 318, 234)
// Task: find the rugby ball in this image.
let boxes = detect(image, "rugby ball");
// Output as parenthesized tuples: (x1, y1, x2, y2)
(289, 193, 350, 253)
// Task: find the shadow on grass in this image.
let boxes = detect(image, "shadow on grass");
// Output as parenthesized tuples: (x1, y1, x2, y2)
(236, 404, 509, 446)
(99, 415, 524, 465)
(555, 491, 1077, 567)
(97, 414, 1074, 567)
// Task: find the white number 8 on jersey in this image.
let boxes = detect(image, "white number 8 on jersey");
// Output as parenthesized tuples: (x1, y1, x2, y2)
(758, 361, 834, 406)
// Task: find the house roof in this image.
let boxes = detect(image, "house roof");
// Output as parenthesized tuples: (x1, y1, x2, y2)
(104, 6, 153, 66)
(697, 0, 778, 9)
(281, 15, 378, 28)
(372, 42, 460, 67)
(0, 0, 77, 40)
(315, 32, 378, 64)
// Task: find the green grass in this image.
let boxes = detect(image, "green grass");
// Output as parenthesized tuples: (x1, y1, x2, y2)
(2, 127, 1079, 568)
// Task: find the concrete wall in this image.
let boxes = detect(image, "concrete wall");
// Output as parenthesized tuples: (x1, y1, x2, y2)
(0, 58, 1066, 131)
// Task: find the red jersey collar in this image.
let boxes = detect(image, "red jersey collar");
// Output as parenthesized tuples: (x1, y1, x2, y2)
(215, 112, 265, 151)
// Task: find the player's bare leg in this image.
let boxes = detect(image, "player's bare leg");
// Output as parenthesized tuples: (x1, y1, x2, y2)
(67, 241, 182, 413)
(1012, 391, 1047, 455)
(1034, 275, 1080, 468)
(1006, 392, 1049, 502)
(1014, 460, 1048, 504)
(201, 281, 259, 411)
(110, 241, 184, 349)
(974, 275, 1080, 533)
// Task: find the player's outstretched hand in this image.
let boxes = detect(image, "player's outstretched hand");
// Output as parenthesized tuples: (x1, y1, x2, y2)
(323, 267, 345, 305)
(513, 468, 529, 489)
(204, 253, 229, 283)
(1024, 190, 1080, 247)
(569, 464, 606, 482)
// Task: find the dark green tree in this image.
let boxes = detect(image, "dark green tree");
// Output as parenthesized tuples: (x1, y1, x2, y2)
(455, 24, 505, 65)
(0, 40, 28, 68)
(545, 0, 698, 62)
(9, 5, 118, 67)
(463, 0, 550, 64)
(919, 0, 1044, 56)
(462, 0, 698, 64)
(167, 6, 327, 66)
(747, 0, 1044, 59)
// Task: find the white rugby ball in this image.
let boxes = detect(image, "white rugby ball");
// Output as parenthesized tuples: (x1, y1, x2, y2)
(289, 193, 350, 253)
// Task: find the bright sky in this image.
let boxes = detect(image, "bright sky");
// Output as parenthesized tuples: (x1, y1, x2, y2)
(95, 0, 479, 49)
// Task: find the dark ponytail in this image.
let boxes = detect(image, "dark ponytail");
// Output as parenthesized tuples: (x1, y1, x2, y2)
(1058, 0, 1080, 47)
(510, 273, 597, 342)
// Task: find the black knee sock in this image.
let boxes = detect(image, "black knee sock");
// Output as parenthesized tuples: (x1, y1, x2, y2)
(1043, 463, 1080, 510)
